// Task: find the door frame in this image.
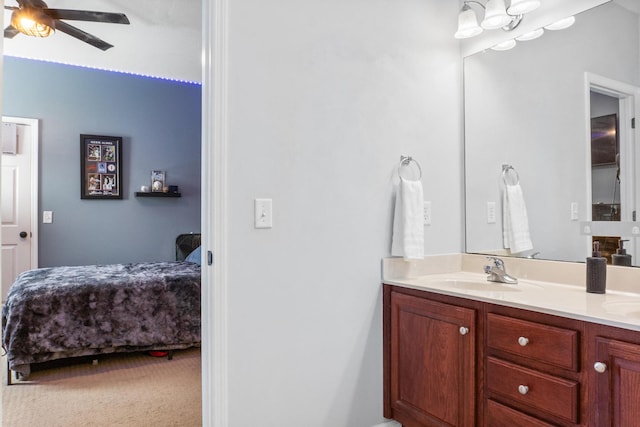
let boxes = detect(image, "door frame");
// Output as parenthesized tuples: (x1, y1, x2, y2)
(203, 0, 229, 425)
(584, 72, 640, 261)
(2, 116, 39, 270)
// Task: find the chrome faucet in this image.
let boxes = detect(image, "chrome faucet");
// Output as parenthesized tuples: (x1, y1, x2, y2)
(483, 256, 518, 284)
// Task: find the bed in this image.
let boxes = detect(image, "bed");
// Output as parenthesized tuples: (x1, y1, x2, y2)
(2, 238, 201, 383)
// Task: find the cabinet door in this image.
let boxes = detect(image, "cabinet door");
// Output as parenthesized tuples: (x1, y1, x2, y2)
(594, 337, 640, 426)
(389, 292, 476, 427)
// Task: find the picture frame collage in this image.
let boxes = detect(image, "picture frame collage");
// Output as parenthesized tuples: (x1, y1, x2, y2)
(80, 134, 123, 200)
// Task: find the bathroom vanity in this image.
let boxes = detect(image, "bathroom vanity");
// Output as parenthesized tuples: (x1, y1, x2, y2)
(382, 255, 640, 427)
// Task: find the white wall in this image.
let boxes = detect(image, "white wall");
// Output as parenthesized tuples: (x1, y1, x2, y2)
(222, 0, 461, 425)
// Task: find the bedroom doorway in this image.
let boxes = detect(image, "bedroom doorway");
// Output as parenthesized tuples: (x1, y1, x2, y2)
(1, 117, 39, 301)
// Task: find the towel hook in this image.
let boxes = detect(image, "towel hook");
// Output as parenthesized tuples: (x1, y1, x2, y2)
(502, 164, 519, 185)
(398, 156, 422, 180)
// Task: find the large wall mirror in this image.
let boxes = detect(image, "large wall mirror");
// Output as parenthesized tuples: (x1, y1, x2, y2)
(464, 0, 640, 266)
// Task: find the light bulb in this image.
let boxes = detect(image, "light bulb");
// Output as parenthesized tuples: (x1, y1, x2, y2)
(482, 0, 512, 30)
(455, 4, 483, 39)
(507, 0, 541, 15)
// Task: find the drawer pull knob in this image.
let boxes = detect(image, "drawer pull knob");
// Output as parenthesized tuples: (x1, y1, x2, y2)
(459, 326, 469, 336)
(518, 336, 529, 346)
(518, 385, 529, 395)
(594, 362, 608, 373)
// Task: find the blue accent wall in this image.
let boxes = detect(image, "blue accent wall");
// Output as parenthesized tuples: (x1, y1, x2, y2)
(4, 57, 201, 267)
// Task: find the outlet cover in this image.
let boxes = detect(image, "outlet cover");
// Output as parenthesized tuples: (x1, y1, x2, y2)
(423, 201, 432, 225)
(487, 202, 496, 224)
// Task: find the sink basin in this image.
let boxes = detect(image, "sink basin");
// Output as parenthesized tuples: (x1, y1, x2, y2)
(411, 276, 544, 293)
(602, 301, 640, 320)
(445, 279, 523, 292)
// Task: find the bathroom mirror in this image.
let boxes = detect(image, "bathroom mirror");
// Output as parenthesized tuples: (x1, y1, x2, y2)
(464, 0, 640, 265)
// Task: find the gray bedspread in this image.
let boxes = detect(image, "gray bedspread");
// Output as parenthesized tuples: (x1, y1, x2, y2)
(2, 261, 201, 378)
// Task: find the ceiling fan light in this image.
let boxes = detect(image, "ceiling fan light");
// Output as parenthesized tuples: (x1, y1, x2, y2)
(544, 16, 576, 31)
(455, 4, 483, 39)
(482, 0, 512, 30)
(11, 9, 54, 38)
(507, 0, 541, 15)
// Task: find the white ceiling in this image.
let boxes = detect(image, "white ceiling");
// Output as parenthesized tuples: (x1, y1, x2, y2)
(3, 0, 202, 83)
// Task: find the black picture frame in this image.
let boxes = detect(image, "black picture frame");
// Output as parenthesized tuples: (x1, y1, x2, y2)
(80, 134, 123, 199)
(591, 114, 619, 166)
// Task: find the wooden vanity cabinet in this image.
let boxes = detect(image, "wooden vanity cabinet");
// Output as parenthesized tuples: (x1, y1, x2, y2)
(384, 283, 640, 427)
(587, 322, 640, 426)
(383, 285, 481, 427)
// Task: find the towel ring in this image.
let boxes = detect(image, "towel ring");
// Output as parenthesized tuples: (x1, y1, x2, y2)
(398, 156, 422, 180)
(502, 164, 519, 185)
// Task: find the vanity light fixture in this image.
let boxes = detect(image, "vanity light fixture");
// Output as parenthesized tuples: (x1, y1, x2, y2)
(507, 0, 541, 15)
(454, 0, 541, 39)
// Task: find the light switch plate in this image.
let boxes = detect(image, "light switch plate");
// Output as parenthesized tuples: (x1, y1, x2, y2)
(254, 199, 273, 229)
(43, 211, 53, 224)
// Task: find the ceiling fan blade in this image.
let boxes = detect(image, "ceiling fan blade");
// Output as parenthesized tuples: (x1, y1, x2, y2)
(4, 25, 20, 39)
(43, 9, 130, 25)
(53, 20, 113, 51)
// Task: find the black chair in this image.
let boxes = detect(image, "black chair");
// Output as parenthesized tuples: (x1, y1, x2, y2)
(175, 233, 201, 261)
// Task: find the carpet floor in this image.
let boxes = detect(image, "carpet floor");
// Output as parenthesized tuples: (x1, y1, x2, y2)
(1, 348, 202, 427)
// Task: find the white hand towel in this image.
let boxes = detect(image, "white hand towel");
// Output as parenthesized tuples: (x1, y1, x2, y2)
(391, 178, 424, 260)
(502, 183, 533, 254)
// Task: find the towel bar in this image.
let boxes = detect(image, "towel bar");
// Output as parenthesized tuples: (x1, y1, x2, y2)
(502, 164, 520, 185)
(398, 156, 422, 180)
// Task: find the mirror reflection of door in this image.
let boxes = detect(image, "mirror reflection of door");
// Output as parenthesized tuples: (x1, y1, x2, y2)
(590, 92, 620, 222)
(590, 90, 628, 263)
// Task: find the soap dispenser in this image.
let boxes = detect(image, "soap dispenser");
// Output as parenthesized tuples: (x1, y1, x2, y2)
(586, 241, 607, 294)
(612, 239, 632, 267)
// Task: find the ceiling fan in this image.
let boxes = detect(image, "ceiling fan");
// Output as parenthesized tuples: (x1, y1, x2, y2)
(4, 0, 130, 51)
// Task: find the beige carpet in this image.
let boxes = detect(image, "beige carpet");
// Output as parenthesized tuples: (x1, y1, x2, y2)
(1, 348, 202, 427)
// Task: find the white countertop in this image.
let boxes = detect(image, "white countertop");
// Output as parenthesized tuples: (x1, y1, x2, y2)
(383, 256, 640, 332)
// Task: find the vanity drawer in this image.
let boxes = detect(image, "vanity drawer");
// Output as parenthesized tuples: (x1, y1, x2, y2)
(486, 357, 579, 423)
(486, 399, 555, 427)
(487, 313, 579, 371)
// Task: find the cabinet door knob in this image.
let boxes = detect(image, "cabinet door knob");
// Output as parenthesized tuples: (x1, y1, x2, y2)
(459, 326, 469, 336)
(518, 385, 529, 395)
(518, 336, 529, 346)
(594, 362, 608, 373)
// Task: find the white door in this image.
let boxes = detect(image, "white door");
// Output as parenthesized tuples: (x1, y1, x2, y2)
(2, 117, 39, 301)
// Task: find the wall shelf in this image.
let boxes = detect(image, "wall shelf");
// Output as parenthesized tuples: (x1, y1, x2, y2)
(135, 192, 181, 198)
